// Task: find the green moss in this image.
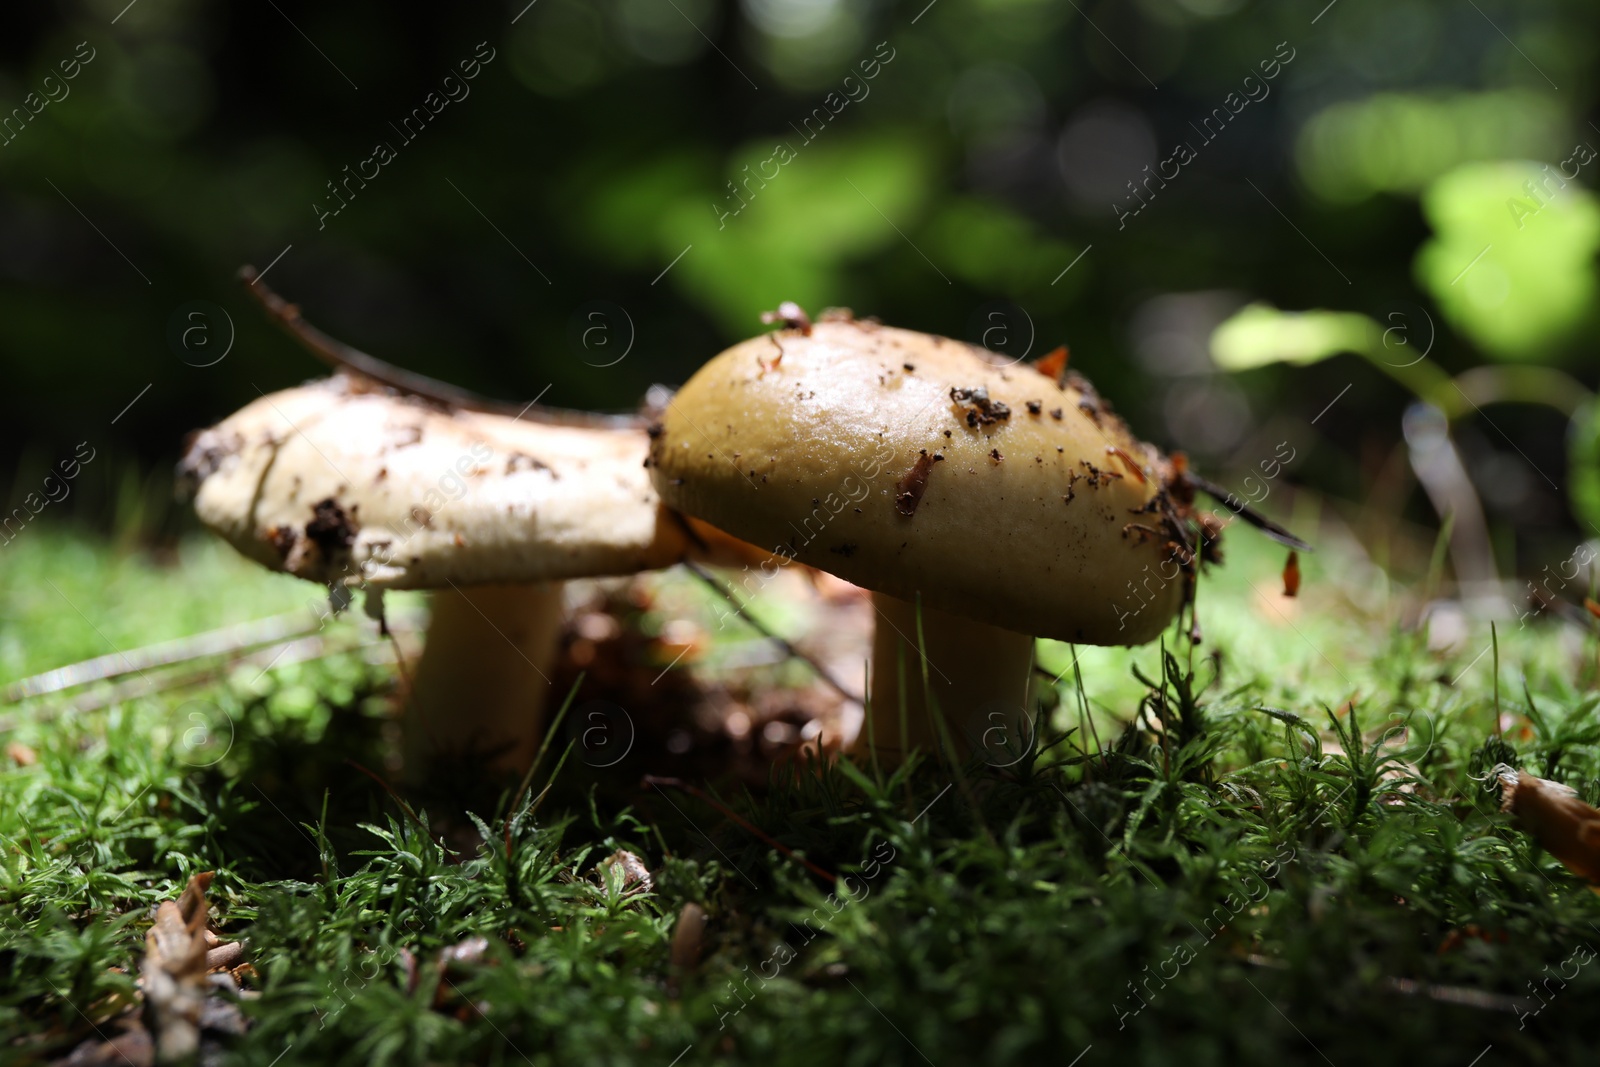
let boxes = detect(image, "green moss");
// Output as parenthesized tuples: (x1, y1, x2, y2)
(3, 532, 1598, 1065)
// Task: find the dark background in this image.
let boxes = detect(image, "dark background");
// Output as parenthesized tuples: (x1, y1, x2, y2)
(2, 0, 1596, 578)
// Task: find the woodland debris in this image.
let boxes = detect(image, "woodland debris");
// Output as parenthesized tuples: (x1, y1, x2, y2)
(53, 876, 248, 1067)
(597, 849, 654, 895)
(439, 936, 491, 970)
(140, 873, 214, 1062)
(1283, 551, 1302, 597)
(760, 300, 813, 335)
(671, 902, 706, 973)
(53, 1022, 154, 1067)
(203, 941, 244, 972)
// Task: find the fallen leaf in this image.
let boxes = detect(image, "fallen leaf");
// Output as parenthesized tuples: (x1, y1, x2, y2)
(140, 873, 213, 1062)
(597, 849, 653, 894)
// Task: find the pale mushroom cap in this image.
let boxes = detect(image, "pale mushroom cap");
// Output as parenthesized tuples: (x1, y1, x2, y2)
(649, 319, 1186, 644)
(181, 376, 690, 589)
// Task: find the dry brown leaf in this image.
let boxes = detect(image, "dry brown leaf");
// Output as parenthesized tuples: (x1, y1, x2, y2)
(140, 872, 213, 1062)
(596, 849, 653, 895)
(1031, 345, 1070, 383)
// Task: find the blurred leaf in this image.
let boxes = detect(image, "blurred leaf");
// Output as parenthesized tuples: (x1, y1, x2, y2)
(1210, 303, 1379, 371)
(1295, 91, 1567, 204)
(924, 197, 1086, 304)
(656, 133, 936, 331)
(1415, 160, 1600, 363)
(571, 150, 718, 267)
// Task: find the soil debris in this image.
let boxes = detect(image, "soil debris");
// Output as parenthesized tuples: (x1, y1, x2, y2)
(760, 301, 813, 335)
(894, 449, 942, 516)
(950, 386, 1011, 428)
(304, 497, 357, 558)
(1032, 345, 1069, 385)
(1283, 551, 1301, 597)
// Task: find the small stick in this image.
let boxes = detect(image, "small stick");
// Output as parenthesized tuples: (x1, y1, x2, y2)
(1187, 472, 1314, 552)
(681, 560, 863, 704)
(205, 941, 244, 971)
(642, 774, 838, 884)
(344, 758, 434, 842)
(0, 629, 409, 734)
(237, 265, 641, 429)
(2, 610, 331, 703)
(1241, 954, 1528, 1014)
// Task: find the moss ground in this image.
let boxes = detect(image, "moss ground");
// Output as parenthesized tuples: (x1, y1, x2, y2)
(3, 526, 1598, 1066)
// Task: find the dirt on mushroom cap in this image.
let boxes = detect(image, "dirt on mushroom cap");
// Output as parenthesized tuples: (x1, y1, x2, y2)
(648, 318, 1186, 645)
(181, 376, 692, 590)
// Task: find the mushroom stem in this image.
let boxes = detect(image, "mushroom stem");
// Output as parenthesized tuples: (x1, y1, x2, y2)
(403, 582, 565, 781)
(866, 593, 1035, 762)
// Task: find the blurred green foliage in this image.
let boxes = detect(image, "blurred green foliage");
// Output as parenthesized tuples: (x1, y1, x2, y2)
(1, 0, 1597, 566)
(1416, 161, 1600, 362)
(1295, 90, 1569, 202)
(1211, 303, 1381, 370)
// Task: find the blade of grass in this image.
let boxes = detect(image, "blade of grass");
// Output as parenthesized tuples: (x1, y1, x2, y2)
(506, 674, 584, 860)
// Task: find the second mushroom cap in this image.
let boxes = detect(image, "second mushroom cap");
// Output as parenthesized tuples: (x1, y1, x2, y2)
(649, 316, 1186, 644)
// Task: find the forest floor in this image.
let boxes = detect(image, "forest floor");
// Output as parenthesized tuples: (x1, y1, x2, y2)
(3, 524, 1599, 1066)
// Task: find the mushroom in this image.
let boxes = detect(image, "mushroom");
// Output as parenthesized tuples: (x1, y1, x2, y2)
(647, 312, 1212, 760)
(1498, 765, 1600, 885)
(180, 373, 717, 779)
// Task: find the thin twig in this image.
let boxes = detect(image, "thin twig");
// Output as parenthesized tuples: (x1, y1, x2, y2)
(0, 630, 409, 733)
(237, 265, 641, 428)
(1187, 472, 1314, 552)
(1242, 954, 1529, 1014)
(344, 758, 435, 843)
(681, 560, 863, 704)
(3, 611, 332, 703)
